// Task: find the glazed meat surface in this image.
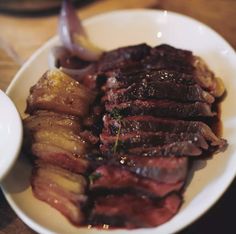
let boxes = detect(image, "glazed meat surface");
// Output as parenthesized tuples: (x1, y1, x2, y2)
(24, 43, 227, 229)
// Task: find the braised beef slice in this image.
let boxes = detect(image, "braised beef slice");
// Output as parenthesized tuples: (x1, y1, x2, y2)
(103, 115, 226, 150)
(97, 43, 151, 72)
(107, 156, 188, 183)
(90, 165, 184, 198)
(142, 44, 194, 73)
(105, 68, 197, 90)
(105, 99, 215, 118)
(105, 81, 214, 104)
(89, 193, 182, 228)
(100, 142, 202, 157)
(100, 131, 208, 150)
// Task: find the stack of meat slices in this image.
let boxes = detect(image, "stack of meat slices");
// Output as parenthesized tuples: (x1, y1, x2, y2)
(89, 44, 227, 228)
(23, 44, 228, 229)
(24, 70, 98, 225)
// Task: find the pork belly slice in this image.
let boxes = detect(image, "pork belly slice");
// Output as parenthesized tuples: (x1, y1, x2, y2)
(26, 69, 96, 117)
(97, 43, 151, 72)
(32, 143, 89, 174)
(89, 193, 182, 228)
(24, 110, 81, 133)
(103, 115, 227, 150)
(31, 126, 88, 155)
(105, 99, 215, 118)
(108, 156, 188, 183)
(105, 81, 214, 104)
(100, 142, 202, 157)
(90, 166, 184, 198)
(31, 162, 87, 225)
(100, 131, 208, 150)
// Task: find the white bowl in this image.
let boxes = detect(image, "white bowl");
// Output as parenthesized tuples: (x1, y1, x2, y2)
(2, 9, 236, 234)
(0, 90, 22, 181)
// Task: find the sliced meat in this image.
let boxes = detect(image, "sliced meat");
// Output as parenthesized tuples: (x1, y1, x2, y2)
(108, 156, 188, 183)
(97, 43, 151, 72)
(31, 162, 87, 225)
(143, 44, 225, 97)
(105, 68, 197, 90)
(90, 166, 185, 198)
(24, 110, 81, 133)
(103, 115, 227, 150)
(105, 81, 214, 104)
(89, 193, 182, 228)
(141, 44, 195, 73)
(105, 99, 215, 118)
(31, 127, 89, 155)
(100, 142, 202, 157)
(31, 143, 89, 174)
(24, 111, 90, 156)
(26, 69, 96, 117)
(100, 131, 208, 150)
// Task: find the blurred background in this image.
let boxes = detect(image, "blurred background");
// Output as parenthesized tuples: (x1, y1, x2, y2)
(0, 0, 235, 234)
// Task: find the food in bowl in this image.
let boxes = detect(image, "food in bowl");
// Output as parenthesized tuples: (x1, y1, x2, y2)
(23, 41, 227, 229)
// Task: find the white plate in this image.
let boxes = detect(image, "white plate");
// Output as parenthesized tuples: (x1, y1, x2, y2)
(2, 9, 236, 234)
(0, 90, 22, 181)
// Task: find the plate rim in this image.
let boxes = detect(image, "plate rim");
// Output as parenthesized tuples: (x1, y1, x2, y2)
(2, 8, 236, 234)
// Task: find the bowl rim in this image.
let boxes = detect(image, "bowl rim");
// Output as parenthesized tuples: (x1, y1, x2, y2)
(0, 90, 23, 181)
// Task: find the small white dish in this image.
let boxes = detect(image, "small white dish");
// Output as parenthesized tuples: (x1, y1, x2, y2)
(0, 90, 22, 181)
(1, 9, 236, 234)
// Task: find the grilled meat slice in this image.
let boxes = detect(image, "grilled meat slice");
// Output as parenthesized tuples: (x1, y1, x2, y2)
(90, 166, 185, 198)
(142, 44, 225, 97)
(104, 68, 197, 91)
(104, 81, 214, 104)
(89, 193, 182, 228)
(103, 115, 227, 150)
(101, 142, 202, 157)
(105, 99, 215, 118)
(97, 43, 151, 72)
(100, 131, 208, 151)
(108, 156, 188, 183)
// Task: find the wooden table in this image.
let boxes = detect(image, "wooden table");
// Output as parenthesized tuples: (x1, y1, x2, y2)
(0, 0, 235, 233)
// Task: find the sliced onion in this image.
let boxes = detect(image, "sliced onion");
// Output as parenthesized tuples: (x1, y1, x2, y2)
(52, 46, 71, 61)
(60, 64, 95, 82)
(59, 0, 103, 61)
